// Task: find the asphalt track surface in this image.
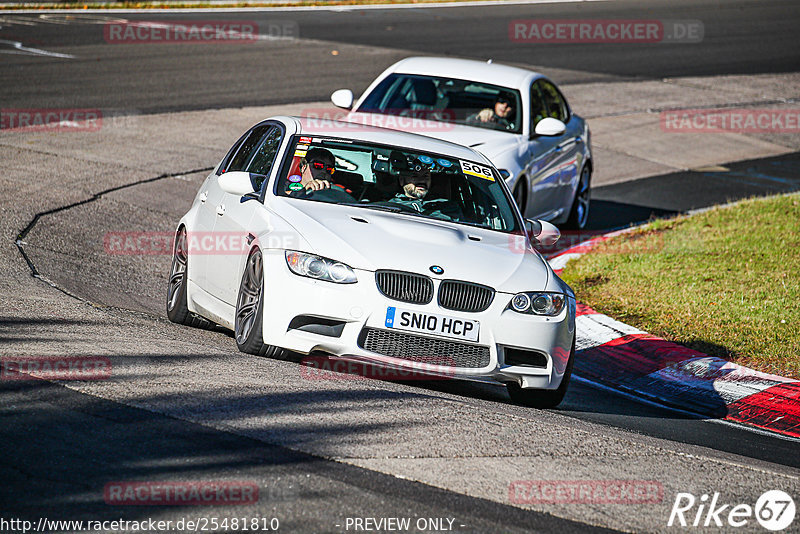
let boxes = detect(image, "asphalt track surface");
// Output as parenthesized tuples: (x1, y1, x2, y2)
(1, 0, 799, 112)
(2, 1, 800, 532)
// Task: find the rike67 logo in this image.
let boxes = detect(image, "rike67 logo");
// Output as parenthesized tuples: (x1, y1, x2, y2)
(668, 490, 795, 531)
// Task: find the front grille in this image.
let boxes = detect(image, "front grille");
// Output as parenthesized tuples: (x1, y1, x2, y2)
(358, 327, 490, 369)
(375, 270, 433, 305)
(438, 280, 495, 313)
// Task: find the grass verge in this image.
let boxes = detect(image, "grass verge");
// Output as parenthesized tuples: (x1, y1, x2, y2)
(561, 193, 800, 379)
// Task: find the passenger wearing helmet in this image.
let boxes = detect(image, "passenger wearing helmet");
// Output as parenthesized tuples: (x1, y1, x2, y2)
(387, 154, 463, 221)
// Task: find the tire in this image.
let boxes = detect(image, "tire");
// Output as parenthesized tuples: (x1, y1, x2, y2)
(166, 226, 213, 329)
(507, 336, 576, 409)
(565, 164, 591, 230)
(513, 177, 528, 218)
(234, 248, 286, 359)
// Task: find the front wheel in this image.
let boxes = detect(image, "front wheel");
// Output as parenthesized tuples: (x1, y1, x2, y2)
(235, 248, 286, 359)
(166, 226, 212, 329)
(507, 336, 575, 409)
(565, 165, 591, 230)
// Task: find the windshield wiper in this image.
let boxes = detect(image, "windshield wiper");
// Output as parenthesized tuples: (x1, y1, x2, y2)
(341, 203, 403, 213)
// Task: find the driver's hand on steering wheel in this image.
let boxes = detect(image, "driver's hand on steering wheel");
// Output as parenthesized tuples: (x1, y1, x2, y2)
(305, 179, 331, 191)
(476, 108, 494, 122)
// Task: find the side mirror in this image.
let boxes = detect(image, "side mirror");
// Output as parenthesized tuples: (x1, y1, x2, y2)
(498, 169, 511, 180)
(533, 117, 566, 137)
(331, 89, 354, 110)
(525, 218, 560, 247)
(218, 171, 256, 196)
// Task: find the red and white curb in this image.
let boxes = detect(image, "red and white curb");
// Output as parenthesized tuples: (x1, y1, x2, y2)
(546, 234, 800, 439)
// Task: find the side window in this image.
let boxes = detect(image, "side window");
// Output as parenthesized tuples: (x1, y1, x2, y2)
(529, 82, 549, 129)
(226, 124, 272, 174)
(539, 80, 569, 123)
(245, 127, 283, 190)
(216, 131, 249, 176)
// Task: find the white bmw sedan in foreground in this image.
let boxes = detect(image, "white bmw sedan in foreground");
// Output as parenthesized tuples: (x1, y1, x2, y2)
(331, 57, 593, 229)
(167, 116, 577, 407)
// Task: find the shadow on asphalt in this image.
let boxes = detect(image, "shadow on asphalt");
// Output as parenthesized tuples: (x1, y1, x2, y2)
(588, 151, 800, 231)
(585, 200, 676, 230)
(0, 378, 612, 533)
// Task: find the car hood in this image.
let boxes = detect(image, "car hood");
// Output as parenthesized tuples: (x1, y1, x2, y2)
(346, 112, 522, 160)
(270, 199, 550, 293)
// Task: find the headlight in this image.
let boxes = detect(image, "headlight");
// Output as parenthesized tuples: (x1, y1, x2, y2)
(285, 251, 357, 284)
(511, 293, 531, 312)
(508, 292, 566, 316)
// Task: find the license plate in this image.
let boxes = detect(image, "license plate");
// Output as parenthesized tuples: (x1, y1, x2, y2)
(384, 307, 479, 342)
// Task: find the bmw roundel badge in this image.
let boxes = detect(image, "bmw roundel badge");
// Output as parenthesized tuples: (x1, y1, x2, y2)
(430, 265, 444, 275)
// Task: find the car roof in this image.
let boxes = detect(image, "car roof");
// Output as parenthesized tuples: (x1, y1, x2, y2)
(284, 116, 493, 164)
(388, 57, 541, 89)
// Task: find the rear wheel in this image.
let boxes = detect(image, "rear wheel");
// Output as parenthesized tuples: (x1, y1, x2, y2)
(235, 248, 286, 359)
(513, 177, 528, 218)
(507, 336, 575, 409)
(565, 165, 591, 229)
(166, 226, 212, 329)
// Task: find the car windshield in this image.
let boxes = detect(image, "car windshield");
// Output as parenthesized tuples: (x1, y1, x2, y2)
(357, 74, 522, 134)
(276, 136, 520, 233)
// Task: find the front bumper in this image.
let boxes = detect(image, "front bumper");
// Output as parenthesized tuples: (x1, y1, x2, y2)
(261, 250, 575, 390)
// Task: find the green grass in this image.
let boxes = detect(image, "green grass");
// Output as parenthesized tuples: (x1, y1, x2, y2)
(561, 193, 800, 379)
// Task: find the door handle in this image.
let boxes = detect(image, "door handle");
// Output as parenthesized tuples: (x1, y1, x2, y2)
(216, 204, 225, 216)
(199, 191, 208, 203)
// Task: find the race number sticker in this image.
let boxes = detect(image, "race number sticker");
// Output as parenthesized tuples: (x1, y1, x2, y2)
(460, 160, 495, 181)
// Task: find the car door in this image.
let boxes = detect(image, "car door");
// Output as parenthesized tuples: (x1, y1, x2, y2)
(206, 124, 284, 305)
(538, 80, 582, 214)
(524, 80, 564, 220)
(191, 130, 252, 291)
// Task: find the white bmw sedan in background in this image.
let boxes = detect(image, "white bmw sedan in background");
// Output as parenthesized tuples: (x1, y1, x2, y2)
(167, 116, 577, 407)
(331, 57, 593, 229)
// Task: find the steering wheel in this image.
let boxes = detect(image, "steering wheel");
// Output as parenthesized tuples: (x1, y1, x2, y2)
(304, 184, 357, 203)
